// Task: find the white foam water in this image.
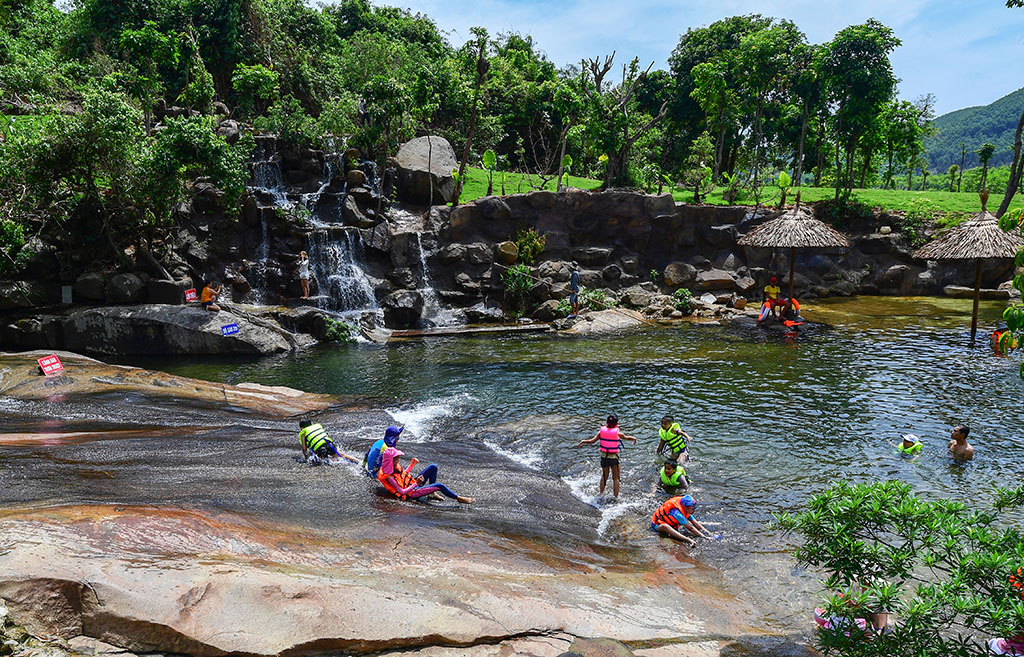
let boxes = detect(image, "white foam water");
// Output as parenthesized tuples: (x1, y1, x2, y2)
(482, 439, 544, 470)
(385, 394, 476, 441)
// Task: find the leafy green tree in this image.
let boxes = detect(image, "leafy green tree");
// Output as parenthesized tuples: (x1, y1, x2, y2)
(118, 21, 179, 131)
(683, 131, 714, 203)
(773, 480, 1024, 657)
(948, 164, 959, 192)
(819, 20, 901, 200)
(231, 63, 279, 118)
(976, 142, 997, 193)
(452, 26, 489, 207)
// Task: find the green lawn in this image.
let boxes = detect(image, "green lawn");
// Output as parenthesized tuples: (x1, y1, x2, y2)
(458, 167, 1021, 216)
(457, 166, 602, 202)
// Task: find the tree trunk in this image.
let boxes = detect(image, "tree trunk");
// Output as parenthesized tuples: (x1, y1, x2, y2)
(958, 146, 966, 192)
(452, 40, 488, 207)
(860, 147, 872, 189)
(908, 169, 913, 191)
(556, 119, 572, 192)
(833, 109, 844, 202)
(886, 144, 894, 189)
(751, 99, 764, 207)
(996, 106, 1024, 218)
(793, 102, 808, 187)
(970, 258, 983, 344)
(714, 123, 726, 183)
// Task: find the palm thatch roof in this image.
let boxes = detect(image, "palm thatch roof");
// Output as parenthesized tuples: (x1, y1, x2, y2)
(913, 210, 1024, 260)
(737, 204, 851, 249)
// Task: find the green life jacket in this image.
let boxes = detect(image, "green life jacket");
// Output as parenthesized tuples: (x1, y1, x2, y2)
(299, 423, 331, 452)
(896, 441, 922, 455)
(659, 423, 687, 453)
(660, 465, 685, 487)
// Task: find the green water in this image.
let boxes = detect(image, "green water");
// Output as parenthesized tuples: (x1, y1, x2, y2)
(133, 296, 1024, 626)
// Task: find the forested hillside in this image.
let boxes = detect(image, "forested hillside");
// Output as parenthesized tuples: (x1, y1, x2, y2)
(925, 86, 1024, 171)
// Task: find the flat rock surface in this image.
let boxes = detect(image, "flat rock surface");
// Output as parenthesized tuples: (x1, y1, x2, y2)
(563, 309, 648, 335)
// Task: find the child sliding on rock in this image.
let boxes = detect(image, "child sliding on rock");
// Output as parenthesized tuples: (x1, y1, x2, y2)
(574, 414, 637, 498)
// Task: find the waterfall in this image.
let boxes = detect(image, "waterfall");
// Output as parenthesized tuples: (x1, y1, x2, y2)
(307, 228, 381, 321)
(415, 232, 463, 327)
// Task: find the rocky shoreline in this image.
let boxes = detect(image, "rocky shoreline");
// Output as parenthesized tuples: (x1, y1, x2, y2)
(0, 351, 815, 657)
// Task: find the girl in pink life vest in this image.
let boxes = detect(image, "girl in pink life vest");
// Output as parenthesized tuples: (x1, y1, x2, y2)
(574, 414, 637, 498)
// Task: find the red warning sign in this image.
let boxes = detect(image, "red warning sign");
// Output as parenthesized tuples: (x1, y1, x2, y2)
(37, 354, 65, 377)
(184, 288, 198, 302)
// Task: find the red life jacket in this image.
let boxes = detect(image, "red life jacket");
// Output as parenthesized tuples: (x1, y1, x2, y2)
(378, 468, 416, 499)
(651, 496, 692, 528)
(599, 426, 620, 453)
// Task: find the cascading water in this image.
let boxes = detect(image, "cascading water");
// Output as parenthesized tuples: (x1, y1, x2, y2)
(306, 227, 381, 320)
(414, 232, 463, 327)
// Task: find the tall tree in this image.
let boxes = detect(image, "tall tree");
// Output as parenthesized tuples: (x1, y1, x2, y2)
(976, 142, 997, 194)
(819, 20, 901, 200)
(451, 26, 489, 207)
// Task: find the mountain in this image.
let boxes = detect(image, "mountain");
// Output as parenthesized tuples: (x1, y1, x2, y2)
(925, 86, 1024, 172)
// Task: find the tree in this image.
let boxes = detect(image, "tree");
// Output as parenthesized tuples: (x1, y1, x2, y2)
(580, 52, 668, 187)
(976, 142, 997, 194)
(451, 26, 489, 207)
(959, 142, 967, 192)
(231, 63, 279, 118)
(683, 130, 714, 203)
(948, 164, 959, 192)
(772, 480, 1024, 657)
(118, 21, 178, 132)
(996, 108, 1024, 217)
(819, 20, 901, 200)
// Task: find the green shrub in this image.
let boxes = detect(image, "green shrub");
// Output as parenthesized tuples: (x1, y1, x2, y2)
(513, 227, 545, 265)
(936, 210, 970, 231)
(255, 96, 324, 150)
(231, 63, 279, 118)
(650, 268, 659, 282)
(501, 263, 532, 316)
(580, 287, 616, 311)
(323, 318, 357, 342)
(673, 288, 692, 313)
(818, 197, 874, 231)
(894, 199, 937, 248)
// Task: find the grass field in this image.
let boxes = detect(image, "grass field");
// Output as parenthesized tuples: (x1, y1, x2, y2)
(458, 166, 1020, 216)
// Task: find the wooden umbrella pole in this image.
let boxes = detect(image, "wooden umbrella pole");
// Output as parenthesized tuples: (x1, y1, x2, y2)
(788, 246, 796, 315)
(970, 258, 983, 343)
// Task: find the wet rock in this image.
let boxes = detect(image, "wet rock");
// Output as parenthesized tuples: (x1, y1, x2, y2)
(495, 241, 518, 265)
(74, 272, 107, 301)
(343, 196, 377, 228)
(878, 264, 909, 290)
(243, 195, 259, 227)
(695, 269, 736, 290)
(231, 274, 251, 296)
(362, 222, 394, 254)
(563, 308, 645, 334)
(382, 290, 424, 327)
(390, 268, 417, 289)
(346, 169, 366, 187)
(348, 186, 373, 205)
(395, 136, 458, 205)
(454, 272, 480, 292)
(464, 302, 504, 323)
(57, 306, 291, 356)
(105, 273, 146, 304)
(212, 101, 231, 117)
(531, 299, 562, 322)
(663, 262, 697, 287)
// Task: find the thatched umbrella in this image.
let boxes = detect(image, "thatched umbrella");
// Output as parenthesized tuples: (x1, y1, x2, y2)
(738, 196, 851, 312)
(913, 205, 1024, 341)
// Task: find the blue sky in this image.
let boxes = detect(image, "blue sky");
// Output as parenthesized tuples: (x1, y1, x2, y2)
(375, 0, 1024, 116)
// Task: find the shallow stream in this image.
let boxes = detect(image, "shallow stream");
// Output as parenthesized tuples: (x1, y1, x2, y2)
(3, 296, 1022, 633)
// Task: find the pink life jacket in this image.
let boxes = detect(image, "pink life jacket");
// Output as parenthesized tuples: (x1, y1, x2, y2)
(599, 426, 620, 453)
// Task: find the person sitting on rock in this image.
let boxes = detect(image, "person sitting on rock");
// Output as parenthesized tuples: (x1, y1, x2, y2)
(364, 425, 403, 476)
(650, 494, 716, 546)
(201, 280, 222, 312)
(299, 419, 358, 466)
(659, 458, 688, 491)
(377, 447, 474, 503)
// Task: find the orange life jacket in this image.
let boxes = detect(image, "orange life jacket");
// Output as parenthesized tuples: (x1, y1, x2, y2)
(378, 467, 416, 499)
(651, 496, 692, 528)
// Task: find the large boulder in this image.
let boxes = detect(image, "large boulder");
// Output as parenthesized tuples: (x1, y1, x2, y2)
(75, 272, 107, 301)
(695, 269, 737, 290)
(147, 278, 192, 305)
(395, 136, 457, 205)
(105, 273, 146, 304)
(663, 262, 697, 287)
(382, 290, 424, 327)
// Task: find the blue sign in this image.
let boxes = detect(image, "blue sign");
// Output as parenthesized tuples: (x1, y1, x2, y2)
(221, 323, 240, 336)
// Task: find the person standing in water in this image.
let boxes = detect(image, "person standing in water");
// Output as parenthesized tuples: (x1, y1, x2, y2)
(656, 415, 693, 462)
(569, 262, 581, 317)
(297, 251, 311, 299)
(948, 424, 974, 461)
(574, 414, 637, 498)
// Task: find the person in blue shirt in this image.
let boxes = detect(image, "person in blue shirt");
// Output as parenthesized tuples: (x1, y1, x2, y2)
(365, 425, 403, 476)
(650, 494, 716, 545)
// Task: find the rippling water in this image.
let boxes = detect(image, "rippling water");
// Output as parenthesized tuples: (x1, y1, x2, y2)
(5, 296, 1022, 630)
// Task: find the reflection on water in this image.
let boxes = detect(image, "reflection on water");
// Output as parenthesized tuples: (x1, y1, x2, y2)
(4, 296, 1022, 630)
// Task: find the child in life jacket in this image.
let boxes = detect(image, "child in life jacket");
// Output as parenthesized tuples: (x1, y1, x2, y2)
(574, 414, 637, 498)
(377, 447, 474, 504)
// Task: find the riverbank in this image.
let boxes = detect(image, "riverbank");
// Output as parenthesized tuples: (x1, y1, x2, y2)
(0, 350, 811, 657)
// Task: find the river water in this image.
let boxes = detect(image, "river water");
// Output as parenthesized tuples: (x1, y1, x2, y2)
(2, 296, 1021, 634)
(113, 296, 1023, 628)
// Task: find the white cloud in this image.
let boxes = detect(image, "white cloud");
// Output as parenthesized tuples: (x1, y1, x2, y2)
(362, 0, 1024, 115)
